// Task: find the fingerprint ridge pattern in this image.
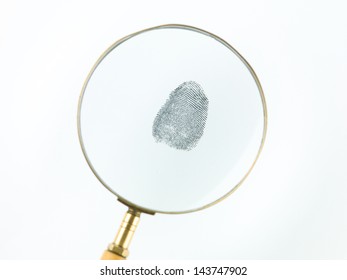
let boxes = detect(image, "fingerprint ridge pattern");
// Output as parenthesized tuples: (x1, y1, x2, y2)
(152, 81, 209, 151)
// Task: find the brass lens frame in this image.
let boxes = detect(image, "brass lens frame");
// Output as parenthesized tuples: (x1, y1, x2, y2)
(77, 23, 267, 215)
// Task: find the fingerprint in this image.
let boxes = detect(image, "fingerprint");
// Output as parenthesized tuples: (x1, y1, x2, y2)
(152, 81, 209, 151)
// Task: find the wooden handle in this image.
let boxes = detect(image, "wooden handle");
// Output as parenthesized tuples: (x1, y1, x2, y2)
(101, 250, 125, 260)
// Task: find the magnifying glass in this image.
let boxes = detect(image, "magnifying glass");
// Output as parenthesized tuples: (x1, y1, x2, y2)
(78, 24, 267, 260)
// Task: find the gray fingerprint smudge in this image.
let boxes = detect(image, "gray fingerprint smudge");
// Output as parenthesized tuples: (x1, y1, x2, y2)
(152, 81, 209, 151)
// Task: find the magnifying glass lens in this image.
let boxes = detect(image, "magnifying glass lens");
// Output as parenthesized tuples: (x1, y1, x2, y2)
(79, 26, 266, 214)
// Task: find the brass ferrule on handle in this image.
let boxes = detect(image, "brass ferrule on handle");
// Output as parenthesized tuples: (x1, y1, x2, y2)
(101, 208, 141, 260)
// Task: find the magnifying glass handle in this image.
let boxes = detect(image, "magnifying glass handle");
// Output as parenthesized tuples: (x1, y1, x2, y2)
(101, 208, 141, 260)
(101, 250, 125, 260)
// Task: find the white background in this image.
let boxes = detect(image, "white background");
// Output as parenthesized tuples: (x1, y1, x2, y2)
(0, 0, 346, 259)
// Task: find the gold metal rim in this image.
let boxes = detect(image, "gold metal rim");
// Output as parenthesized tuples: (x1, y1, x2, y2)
(77, 23, 268, 215)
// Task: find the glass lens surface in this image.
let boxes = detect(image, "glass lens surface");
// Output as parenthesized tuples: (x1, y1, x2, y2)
(79, 25, 266, 213)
